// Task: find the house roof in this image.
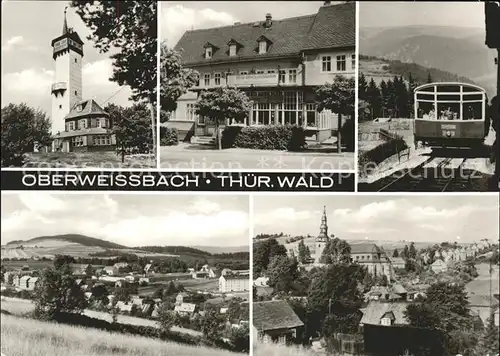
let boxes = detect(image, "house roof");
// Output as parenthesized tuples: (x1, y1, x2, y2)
(64, 99, 109, 121)
(253, 300, 304, 331)
(360, 302, 410, 326)
(175, 303, 197, 312)
(350, 243, 381, 255)
(174, 2, 354, 66)
(391, 283, 407, 295)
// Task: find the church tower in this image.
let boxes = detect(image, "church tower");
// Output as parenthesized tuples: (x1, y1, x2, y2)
(314, 206, 330, 263)
(51, 7, 84, 145)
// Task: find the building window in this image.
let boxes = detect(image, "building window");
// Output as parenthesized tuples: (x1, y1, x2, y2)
(278, 70, 286, 84)
(96, 118, 100, 128)
(75, 90, 77, 95)
(256, 70, 264, 74)
(267, 70, 276, 74)
(258, 41, 267, 54)
(288, 69, 297, 84)
(80, 120, 86, 129)
(204, 73, 210, 86)
(381, 317, 392, 326)
(322, 56, 332, 72)
(214, 73, 221, 86)
(305, 103, 316, 127)
(205, 47, 212, 59)
(239, 71, 248, 75)
(75, 58, 77, 63)
(186, 104, 196, 121)
(336, 55, 346, 71)
(59, 105, 62, 109)
(69, 121, 75, 131)
(229, 44, 236, 56)
(351, 54, 356, 70)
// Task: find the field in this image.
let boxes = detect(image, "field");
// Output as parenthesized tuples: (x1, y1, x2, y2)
(180, 279, 219, 291)
(22, 151, 155, 168)
(254, 341, 314, 356)
(0, 314, 236, 356)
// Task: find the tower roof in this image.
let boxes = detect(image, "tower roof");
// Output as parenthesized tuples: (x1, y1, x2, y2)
(316, 205, 329, 242)
(51, 7, 84, 59)
(62, 6, 69, 35)
(64, 99, 109, 121)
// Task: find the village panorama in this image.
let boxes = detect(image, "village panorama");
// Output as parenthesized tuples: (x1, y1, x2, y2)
(251, 194, 499, 356)
(0, 193, 251, 356)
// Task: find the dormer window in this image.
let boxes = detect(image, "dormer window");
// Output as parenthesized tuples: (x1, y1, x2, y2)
(203, 42, 218, 59)
(256, 35, 271, 55)
(229, 44, 236, 57)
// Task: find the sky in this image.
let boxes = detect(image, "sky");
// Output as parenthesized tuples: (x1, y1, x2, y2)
(254, 195, 499, 243)
(1, 1, 132, 115)
(1, 193, 249, 248)
(360, 1, 486, 29)
(161, 1, 332, 47)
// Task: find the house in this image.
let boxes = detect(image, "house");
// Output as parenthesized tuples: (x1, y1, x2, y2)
(19, 276, 31, 290)
(192, 271, 209, 279)
(390, 283, 407, 300)
(351, 243, 394, 281)
(166, 2, 355, 144)
(219, 274, 250, 293)
(26, 277, 39, 291)
(176, 292, 191, 305)
(124, 275, 135, 283)
(431, 259, 447, 274)
(80, 264, 93, 275)
(115, 301, 133, 313)
(103, 266, 114, 276)
(199, 265, 220, 278)
(174, 303, 198, 316)
(138, 277, 150, 284)
(360, 302, 410, 327)
(254, 276, 270, 287)
(3, 271, 18, 285)
(390, 257, 406, 270)
(253, 300, 304, 344)
(113, 262, 131, 275)
(144, 263, 153, 274)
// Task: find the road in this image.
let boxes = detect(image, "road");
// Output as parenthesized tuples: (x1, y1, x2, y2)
(0, 297, 202, 337)
(160, 145, 354, 170)
(466, 262, 499, 324)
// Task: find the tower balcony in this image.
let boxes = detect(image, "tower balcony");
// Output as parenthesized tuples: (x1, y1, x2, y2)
(51, 82, 67, 94)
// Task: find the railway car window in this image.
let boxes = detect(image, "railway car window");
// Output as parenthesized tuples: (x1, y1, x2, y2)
(462, 102, 483, 120)
(463, 94, 483, 101)
(462, 86, 479, 92)
(437, 94, 461, 101)
(419, 86, 435, 92)
(417, 93, 434, 101)
(437, 103, 460, 120)
(416, 101, 436, 119)
(436, 85, 461, 92)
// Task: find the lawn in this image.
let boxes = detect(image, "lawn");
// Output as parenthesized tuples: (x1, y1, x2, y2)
(21, 151, 155, 168)
(0, 314, 238, 356)
(253, 341, 315, 356)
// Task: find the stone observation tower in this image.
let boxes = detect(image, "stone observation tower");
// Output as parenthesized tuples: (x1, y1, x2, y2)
(314, 206, 330, 263)
(50, 7, 84, 151)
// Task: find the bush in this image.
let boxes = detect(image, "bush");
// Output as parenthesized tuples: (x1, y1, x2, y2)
(359, 138, 409, 176)
(222, 125, 306, 151)
(160, 126, 179, 146)
(340, 118, 355, 152)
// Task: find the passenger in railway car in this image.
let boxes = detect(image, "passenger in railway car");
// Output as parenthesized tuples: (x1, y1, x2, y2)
(429, 108, 436, 120)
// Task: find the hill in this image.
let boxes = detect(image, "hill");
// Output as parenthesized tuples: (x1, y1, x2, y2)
(1, 313, 238, 356)
(192, 245, 250, 254)
(360, 55, 475, 86)
(5, 234, 126, 249)
(360, 25, 496, 97)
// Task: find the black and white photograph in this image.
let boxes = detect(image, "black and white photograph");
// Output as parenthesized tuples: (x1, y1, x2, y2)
(0, 193, 250, 355)
(252, 194, 499, 356)
(1, 1, 157, 168)
(160, 1, 355, 170)
(357, 1, 499, 192)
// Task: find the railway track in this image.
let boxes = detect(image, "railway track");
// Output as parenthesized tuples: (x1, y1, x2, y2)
(377, 156, 474, 192)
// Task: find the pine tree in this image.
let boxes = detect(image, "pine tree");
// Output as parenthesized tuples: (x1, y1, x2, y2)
(401, 245, 409, 259)
(358, 73, 368, 101)
(366, 78, 382, 119)
(298, 240, 307, 263)
(380, 80, 389, 117)
(393, 249, 399, 258)
(426, 71, 433, 84)
(409, 242, 417, 259)
(476, 312, 499, 356)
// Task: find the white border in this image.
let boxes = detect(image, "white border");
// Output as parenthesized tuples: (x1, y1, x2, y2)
(248, 193, 254, 356)
(156, 1, 161, 169)
(354, 0, 360, 192)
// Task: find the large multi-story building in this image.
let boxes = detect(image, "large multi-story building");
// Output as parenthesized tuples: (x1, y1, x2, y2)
(350, 243, 394, 281)
(50, 9, 115, 152)
(168, 2, 355, 143)
(219, 273, 250, 293)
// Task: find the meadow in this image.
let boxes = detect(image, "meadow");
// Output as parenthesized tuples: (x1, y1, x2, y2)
(0, 314, 237, 356)
(253, 341, 314, 356)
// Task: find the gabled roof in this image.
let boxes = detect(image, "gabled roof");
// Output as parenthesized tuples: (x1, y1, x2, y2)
(174, 2, 354, 65)
(350, 243, 381, 255)
(64, 99, 109, 121)
(360, 302, 410, 326)
(253, 300, 304, 331)
(175, 303, 197, 313)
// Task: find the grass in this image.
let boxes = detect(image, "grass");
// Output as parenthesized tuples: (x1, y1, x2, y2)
(0, 314, 239, 356)
(253, 341, 314, 356)
(22, 151, 155, 168)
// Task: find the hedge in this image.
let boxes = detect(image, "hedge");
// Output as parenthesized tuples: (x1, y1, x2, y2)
(340, 118, 355, 152)
(221, 125, 306, 151)
(160, 126, 179, 146)
(358, 137, 409, 176)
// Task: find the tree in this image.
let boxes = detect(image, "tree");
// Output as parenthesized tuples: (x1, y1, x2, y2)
(195, 87, 252, 150)
(54, 255, 76, 269)
(160, 43, 199, 120)
(401, 245, 409, 259)
(253, 238, 287, 275)
(366, 78, 382, 119)
(358, 72, 368, 101)
(226, 299, 248, 323)
(107, 103, 153, 163)
(164, 281, 178, 296)
(230, 324, 250, 353)
(71, 0, 157, 163)
(393, 249, 399, 258)
(33, 264, 87, 319)
(298, 240, 309, 263)
(157, 302, 177, 333)
(1, 103, 51, 167)
(267, 255, 299, 294)
(408, 242, 417, 259)
(320, 238, 351, 264)
(315, 75, 355, 153)
(426, 71, 433, 84)
(475, 312, 499, 356)
(91, 284, 109, 306)
(201, 308, 225, 342)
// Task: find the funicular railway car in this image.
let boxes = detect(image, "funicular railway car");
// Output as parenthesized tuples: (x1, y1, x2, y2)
(414, 82, 490, 149)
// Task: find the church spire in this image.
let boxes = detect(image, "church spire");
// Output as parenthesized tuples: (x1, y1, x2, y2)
(316, 205, 329, 242)
(62, 6, 69, 35)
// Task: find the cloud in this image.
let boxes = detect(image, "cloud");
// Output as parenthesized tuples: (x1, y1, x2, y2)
(2, 68, 54, 95)
(190, 197, 221, 214)
(2, 36, 24, 51)
(17, 192, 66, 214)
(162, 5, 238, 46)
(254, 207, 315, 227)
